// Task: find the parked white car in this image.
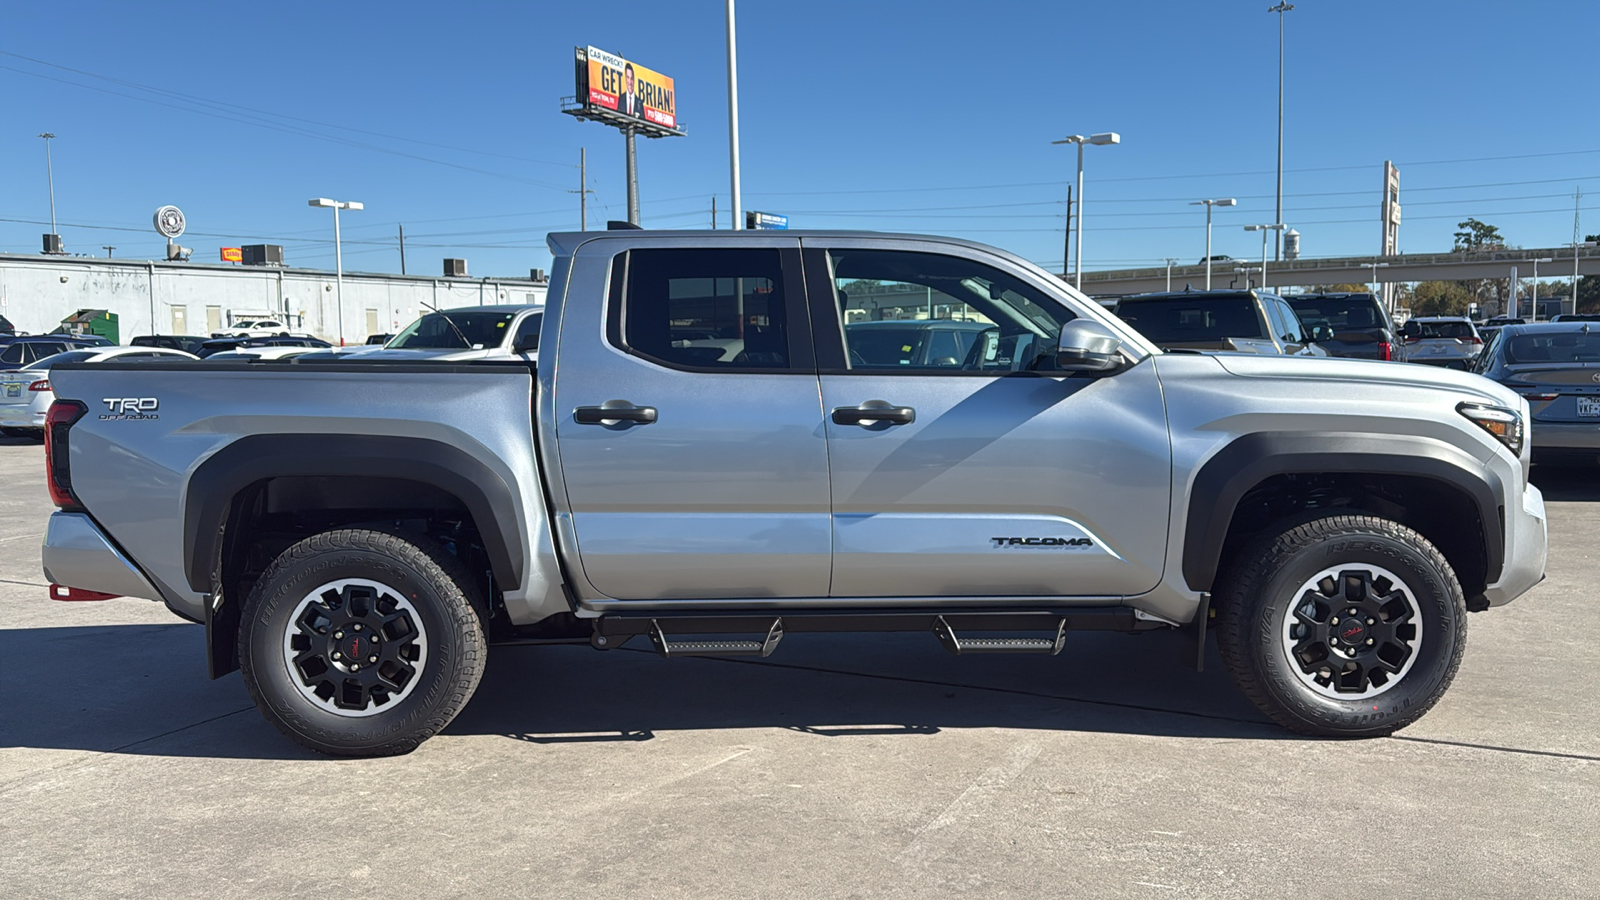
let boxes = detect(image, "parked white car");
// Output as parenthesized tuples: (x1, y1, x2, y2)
(220, 319, 291, 337)
(0, 346, 197, 438)
(203, 347, 321, 361)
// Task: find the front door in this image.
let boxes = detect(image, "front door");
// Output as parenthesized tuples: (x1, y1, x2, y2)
(804, 240, 1172, 599)
(552, 241, 832, 600)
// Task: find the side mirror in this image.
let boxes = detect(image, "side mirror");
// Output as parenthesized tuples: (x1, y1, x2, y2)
(512, 332, 539, 354)
(1400, 320, 1421, 339)
(1309, 324, 1334, 343)
(1056, 320, 1123, 373)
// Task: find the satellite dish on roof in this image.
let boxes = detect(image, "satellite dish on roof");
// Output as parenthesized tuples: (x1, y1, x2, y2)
(153, 206, 186, 239)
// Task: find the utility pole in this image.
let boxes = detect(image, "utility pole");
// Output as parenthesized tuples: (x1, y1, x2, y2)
(726, 0, 743, 229)
(711, 195, 718, 229)
(398, 225, 407, 275)
(1270, 2, 1294, 261)
(1062, 185, 1073, 278)
(102, 245, 115, 258)
(568, 148, 594, 231)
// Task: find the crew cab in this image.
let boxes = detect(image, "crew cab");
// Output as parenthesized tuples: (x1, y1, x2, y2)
(39, 230, 1547, 757)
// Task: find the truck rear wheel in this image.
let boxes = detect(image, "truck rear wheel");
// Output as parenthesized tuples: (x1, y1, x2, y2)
(238, 529, 487, 757)
(1215, 513, 1466, 737)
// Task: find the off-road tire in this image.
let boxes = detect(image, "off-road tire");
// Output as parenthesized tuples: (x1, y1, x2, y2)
(238, 528, 487, 757)
(1216, 513, 1467, 737)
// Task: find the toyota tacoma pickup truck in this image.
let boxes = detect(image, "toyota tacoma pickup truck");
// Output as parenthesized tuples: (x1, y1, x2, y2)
(39, 229, 1547, 757)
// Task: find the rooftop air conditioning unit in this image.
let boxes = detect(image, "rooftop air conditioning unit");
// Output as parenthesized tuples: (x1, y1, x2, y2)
(444, 258, 468, 277)
(241, 244, 285, 266)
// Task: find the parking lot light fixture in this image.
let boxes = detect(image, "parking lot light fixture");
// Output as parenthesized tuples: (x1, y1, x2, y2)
(1190, 199, 1237, 289)
(1053, 132, 1121, 290)
(308, 198, 364, 345)
(1245, 223, 1287, 291)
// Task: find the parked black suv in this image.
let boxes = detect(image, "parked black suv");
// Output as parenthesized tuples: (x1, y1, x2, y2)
(1284, 293, 1406, 362)
(0, 334, 110, 368)
(131, 334, 210, 355)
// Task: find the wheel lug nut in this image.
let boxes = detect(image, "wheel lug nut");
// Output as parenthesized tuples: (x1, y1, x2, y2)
(368, 655, 378, 663)
(334, 630, 344, 639)
(1330, 636, 1339, 644)
(350, 664, 360, 671)
(332, 652, 342, 660)
(1366, 618, 1375, 626)
(1366, 638, 1375, 646)
(1331, 617, 1340, 625)
(353, 624, 363, 631)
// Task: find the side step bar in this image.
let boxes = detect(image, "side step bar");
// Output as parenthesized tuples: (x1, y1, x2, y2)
(932, 615, 1067, 656)
(648, 618, 784, 658)
(588, 607, 1167, 658)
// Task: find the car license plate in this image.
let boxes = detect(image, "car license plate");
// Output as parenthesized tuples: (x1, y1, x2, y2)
(3, 383, 20, 399)
(1579, 397, 1600, 418)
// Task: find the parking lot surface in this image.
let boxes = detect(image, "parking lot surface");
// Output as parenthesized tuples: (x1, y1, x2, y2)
(2, 435, 1597, 899)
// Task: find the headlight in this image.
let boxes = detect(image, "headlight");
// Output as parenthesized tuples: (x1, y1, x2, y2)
(1458, 402, 1524, 456)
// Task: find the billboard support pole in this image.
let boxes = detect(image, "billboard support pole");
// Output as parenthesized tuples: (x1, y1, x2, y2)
(625, 127, 639, 226)
(726, 0, 743, 229)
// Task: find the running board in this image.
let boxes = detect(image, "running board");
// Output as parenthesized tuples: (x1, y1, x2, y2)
(648, 617, 784, 658)
(932, 615, 1067, 656)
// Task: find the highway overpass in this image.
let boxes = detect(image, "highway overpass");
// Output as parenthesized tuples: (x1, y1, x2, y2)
(1076, 246, 1600, 296)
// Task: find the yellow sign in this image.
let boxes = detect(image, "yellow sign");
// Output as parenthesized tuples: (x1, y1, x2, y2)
(584, 46, 677, 130)
(220, 247, 243, 263)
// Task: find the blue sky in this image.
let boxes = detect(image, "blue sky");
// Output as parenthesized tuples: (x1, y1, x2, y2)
(2, 0, 1597, 278)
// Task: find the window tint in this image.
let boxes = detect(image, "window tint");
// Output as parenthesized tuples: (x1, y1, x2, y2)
(1269, 298, 1305, 341)
(389, 312, 516, 350)
(1504, 332, 1600, 364)
(0, 345, 21, 365)
(621, 248, 791, 370)
(511, 313, 542, 352)
(828, 250, 1072, 373)
(1116, 296, 1265, 343)
(1288, 297, 1384, 330)
(1418, 321, 1476, 339)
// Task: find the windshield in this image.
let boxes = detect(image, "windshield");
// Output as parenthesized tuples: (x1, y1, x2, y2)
(1505, 332, 1600, 364)
(1418, 321, 1476, 339)
(24, 349, 99, 370)
(1116, 296, 1265, 343)
(388, 311, 515, 350)
(1287, 297, 1384, 330)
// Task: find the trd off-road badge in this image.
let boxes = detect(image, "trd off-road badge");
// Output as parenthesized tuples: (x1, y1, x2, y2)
(100, 397, 160, 421)
(990, 536, 1095, 548)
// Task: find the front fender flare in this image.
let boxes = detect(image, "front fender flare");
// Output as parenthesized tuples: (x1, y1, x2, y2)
(1182, 432, 1504, 592)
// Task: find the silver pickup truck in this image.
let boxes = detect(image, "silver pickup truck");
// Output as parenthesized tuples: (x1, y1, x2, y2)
(39, 229, 1547, 757)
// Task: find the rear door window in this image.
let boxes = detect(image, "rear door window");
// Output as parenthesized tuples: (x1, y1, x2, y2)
(616, 248, 800, 371)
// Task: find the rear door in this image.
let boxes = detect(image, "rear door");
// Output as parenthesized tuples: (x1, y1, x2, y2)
(804, 238, 1172, 599)
(550, 239, 833, 600)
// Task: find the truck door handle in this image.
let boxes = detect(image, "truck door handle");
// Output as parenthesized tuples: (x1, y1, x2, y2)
(832, 402, 916, 426)
(574, 404, 658, 425)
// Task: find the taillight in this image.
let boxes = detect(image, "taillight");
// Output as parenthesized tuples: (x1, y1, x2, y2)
(1520, 392, 1559, 402)
(1403, 334, 1420, 343)
(1467, 336, 1483, 345)
(28, 379, 50, 392)
(1378, 341, 1393, 361)
(45, 400, 87, 510)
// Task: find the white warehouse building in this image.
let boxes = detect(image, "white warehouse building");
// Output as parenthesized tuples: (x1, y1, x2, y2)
(0, 253, 548, 344)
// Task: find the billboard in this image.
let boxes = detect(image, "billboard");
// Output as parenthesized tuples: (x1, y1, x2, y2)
(578, 46, 677, 131)
(220, 247, 242, 263)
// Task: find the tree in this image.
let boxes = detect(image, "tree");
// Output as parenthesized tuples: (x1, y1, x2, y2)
(1453, 218, 1507, 253)
(1408, 281, 1476, 317)
(1307, 283, 1373, 294)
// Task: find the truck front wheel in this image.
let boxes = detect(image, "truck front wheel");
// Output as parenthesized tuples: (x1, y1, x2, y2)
(238, 529, 487, 757)
(1215, 513, 1467, 737)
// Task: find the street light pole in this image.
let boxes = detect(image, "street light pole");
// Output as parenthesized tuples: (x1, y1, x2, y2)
(38, 133, 58, 237)
(726, 0, 743, 230)
(1245, 223, 1287, 291)
(1269, 2, 1294, 262)
(1165, 258, 1178, 292)
(1367, 261, 1390, 298)
(1190, 198, 1237, 290)
(309, 198, 364, 346)
(1531, 257, 1552, 320)
(1053, 132, 1121, 290)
